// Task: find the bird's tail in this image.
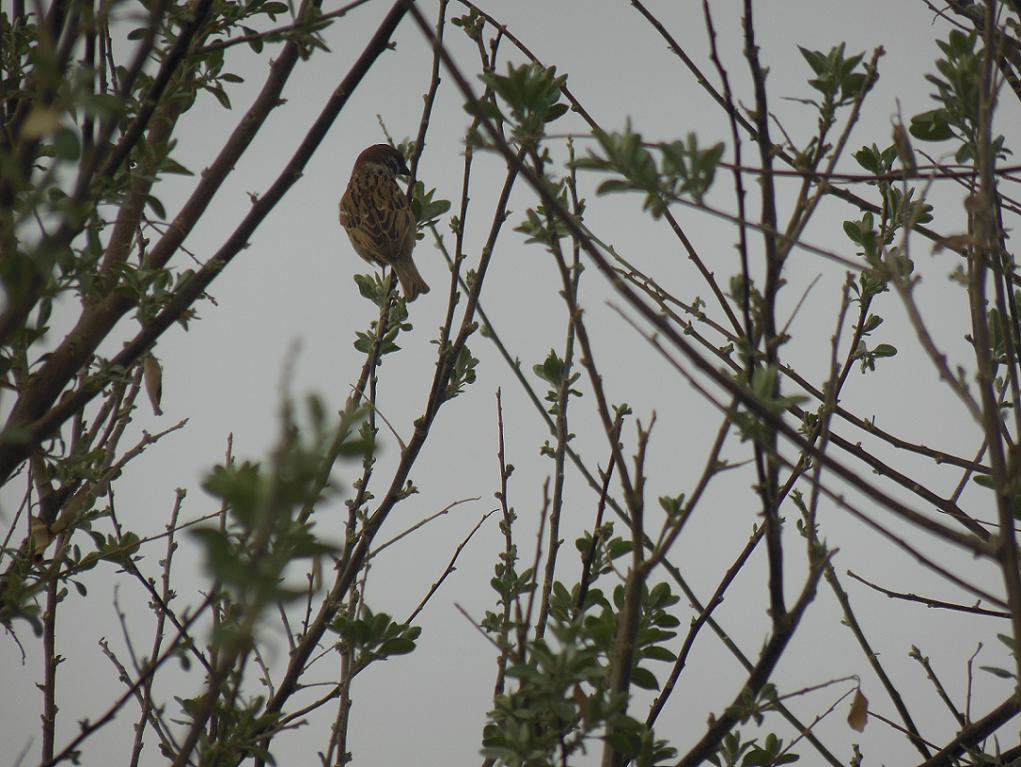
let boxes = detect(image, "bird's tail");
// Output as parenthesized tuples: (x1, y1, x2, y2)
(393, 261, 430, 302)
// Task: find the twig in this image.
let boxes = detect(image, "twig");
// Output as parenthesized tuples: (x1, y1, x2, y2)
(576, 419, 622, 610)
(192, 0, 373, 55)
(847, 570, 1010, 618)
(408, 0, 448, 184)
(647, 525, 763, 727)
(405, 510, 494, 625)
(675, 554, 832, 767)
(909, 646, 968, 727)
(826, 566, 932, 758)
(614, 310, 1003, 605)
(38, 594, 215, 767)
(492, 387, 519, 697)
(912, 691, 1021, 766)
(369, 497, 479, 559)
(521, 479, 550, 645)
(530, 146, 580, 640)
(454, 602, 502, 650)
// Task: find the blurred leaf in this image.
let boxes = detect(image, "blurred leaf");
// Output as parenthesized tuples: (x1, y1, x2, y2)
(22, 107, 62, 138)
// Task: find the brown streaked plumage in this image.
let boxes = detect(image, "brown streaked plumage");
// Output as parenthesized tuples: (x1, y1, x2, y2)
(339, 144, 429, 301)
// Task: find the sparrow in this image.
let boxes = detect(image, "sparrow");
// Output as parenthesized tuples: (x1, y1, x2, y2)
(339, 143, 430, 301)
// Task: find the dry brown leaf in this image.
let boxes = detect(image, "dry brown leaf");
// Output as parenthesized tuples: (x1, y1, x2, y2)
(892, 123, 917, 174)
(573, 684, 591, 726)
(30, 516, 53, 553)
(848, 688, 869, 732)
(22, 107, 62, 138)
(144, 355, 164, 416)
(932, 233, 974, 253)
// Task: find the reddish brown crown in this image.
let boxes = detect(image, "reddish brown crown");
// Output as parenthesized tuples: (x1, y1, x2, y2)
(352, 144, 410, 177)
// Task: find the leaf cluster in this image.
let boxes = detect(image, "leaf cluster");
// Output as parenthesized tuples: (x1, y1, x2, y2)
(532, 348, 582, 415)
(192, 397, 369, 637)
(483, 574, 681, 766)
(575, 123, 724, 216)
(516, 179, 580, 245)
(798, 44, 870, 111)
(353, 274, 413, 356)
(482, 611, 676, 767)
(411, 181, 452, 231)
(480, 63, 570, 147)
(709, 729, 799, 767)
(329, 604, 421, 672)
(910, 30, 1010, 163)
(174, 693, 281, 766)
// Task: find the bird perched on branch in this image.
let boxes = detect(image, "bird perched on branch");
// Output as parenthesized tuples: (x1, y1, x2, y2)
(339, 143, 430, 301)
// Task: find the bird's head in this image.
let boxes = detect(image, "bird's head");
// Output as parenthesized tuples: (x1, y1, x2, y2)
(353, 144, 411, 178)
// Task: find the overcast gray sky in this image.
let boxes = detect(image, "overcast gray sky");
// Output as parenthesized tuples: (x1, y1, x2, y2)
(3, 1, 1019, 765)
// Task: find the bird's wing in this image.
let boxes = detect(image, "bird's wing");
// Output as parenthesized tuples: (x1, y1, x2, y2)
(340, 172, 416, 264)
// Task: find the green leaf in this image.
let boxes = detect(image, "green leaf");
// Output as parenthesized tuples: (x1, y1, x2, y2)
(910, 109, 954, 141)
(545, 102, 569, 122)
(411, 182, 452, 227)
(861, 314, 883, 334)
(641, 646, 676, 663)
(261, 1, 289, 17)
(202, 461, 262, 521)
(242, 26, 264, 53)
(843, 220, 862, 244)
(798, 46, 828, 75)
(378, 637, 417, 656)
(973, 473, 995, 489)
(161, 156, 194, 175)
(596, 178, 635, 195)
(658, 493, 685, 517)
(981, 665, 1015, 679)
(648, 581, 672, 608)
(533, 349, 564, 384)
(630, 666, 659, 690)
(145, 195, 167, 220)
(209, 84, 232, 110)
(605, 731, 641, 758)
(81, 93, 123, 118)
(52, 128, 81, 161)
